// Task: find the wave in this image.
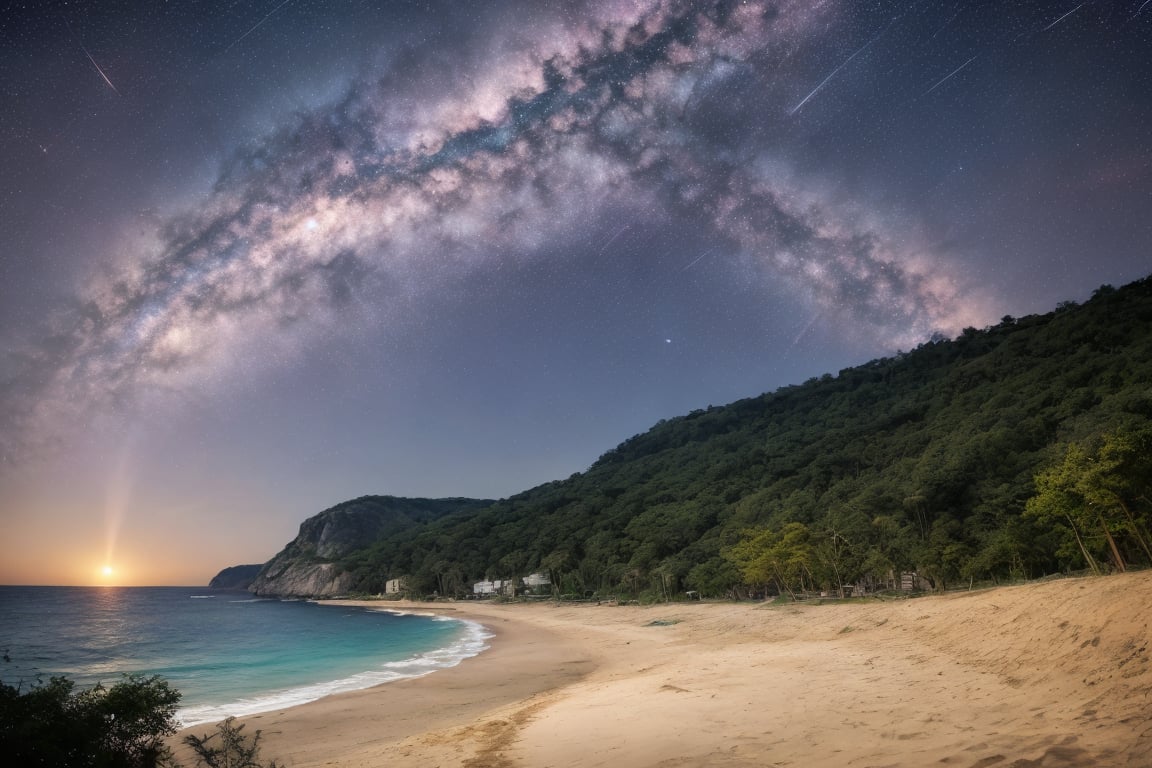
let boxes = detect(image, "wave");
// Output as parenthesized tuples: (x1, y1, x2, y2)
(227, 598, 274, 603)
(374, 607, 440, 618)
(177, 618, 493, 727)
(188, 595, 215, 599)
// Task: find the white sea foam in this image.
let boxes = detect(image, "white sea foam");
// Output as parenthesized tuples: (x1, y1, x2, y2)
(188, 595, 215, 599)
(177, 618, 493, 727)
(375, 607, 440, 618)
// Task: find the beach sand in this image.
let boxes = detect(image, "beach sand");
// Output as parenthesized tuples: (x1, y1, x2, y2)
(174, 571, 1152, 767)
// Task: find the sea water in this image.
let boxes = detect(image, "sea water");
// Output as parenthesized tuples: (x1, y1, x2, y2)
(0, 586, 491, 726)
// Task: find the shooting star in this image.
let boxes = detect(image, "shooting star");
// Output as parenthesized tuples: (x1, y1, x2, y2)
(788, 11, 906, 118)
(64, 16, 121, 96)
(1133, 0, 1152, 19)
(789, 33, 879, 116)
(680, 247, 717, 272)
(79, 42, 120, 95)
(929, 7, 964, 41)
(1044, 3, 1085, 31)
(595, 224, 630, 256)
(783, 313, 822, 358)
(64, 16, 120, 98)
(922, 55, 977, 96)
(225, 0, 294, 53)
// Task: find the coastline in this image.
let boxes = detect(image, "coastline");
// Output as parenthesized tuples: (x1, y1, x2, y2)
(175, 607, 494, 727)
(175, 571, 1152, 767)
(173, 601, 597, 767)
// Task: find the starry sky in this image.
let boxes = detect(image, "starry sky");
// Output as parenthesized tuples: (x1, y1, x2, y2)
(1, 0, 1150, 586)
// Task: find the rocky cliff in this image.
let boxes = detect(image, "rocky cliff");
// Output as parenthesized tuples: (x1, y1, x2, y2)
(249, 495, 490, 597)
(208, 564, 263, 589)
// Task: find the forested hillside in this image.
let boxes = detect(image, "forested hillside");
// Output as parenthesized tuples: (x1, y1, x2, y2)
(319, 277, 1152, 598)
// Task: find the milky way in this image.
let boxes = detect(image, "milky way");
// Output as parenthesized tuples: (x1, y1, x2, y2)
(3, 0, 983, 464)
(2, 0, 1151, 582)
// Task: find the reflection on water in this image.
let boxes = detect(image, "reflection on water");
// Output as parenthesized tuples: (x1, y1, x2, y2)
(88, 587, 131, 645)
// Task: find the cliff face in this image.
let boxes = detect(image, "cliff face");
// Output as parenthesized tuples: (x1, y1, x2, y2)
(249, 495, 490, 597)
(250, 561, 356, 598)
(208, 564, 263, 590)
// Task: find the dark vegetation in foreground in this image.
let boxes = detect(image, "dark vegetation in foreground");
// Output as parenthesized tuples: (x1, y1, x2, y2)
(0, 671, 279, 768)
(278, 276, 1152, 600)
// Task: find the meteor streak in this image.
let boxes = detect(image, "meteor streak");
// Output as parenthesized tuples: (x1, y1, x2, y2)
(63, 17, 120, 96)
(789, 27, 887, 116)
(225, 0, 294, 53)
(922, 55, 976, 96)
(1044, 3, 1085, 31)
(680, 247, 717, 272)
(80, 42, 120, 95)
(596, 224, 630, 257)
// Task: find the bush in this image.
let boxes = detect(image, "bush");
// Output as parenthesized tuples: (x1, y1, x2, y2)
(0, 673, 181, 767)
(182, 717, 281, 768)
(0, 673, 280, 768)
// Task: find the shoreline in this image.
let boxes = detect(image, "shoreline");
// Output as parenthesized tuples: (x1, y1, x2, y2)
(176, 608, 494, 728)
(175, 572, 1152, 767)
(172, 599, 598, 767)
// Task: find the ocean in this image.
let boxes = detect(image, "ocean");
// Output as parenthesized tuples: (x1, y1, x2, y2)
(0, 586, 491, 726)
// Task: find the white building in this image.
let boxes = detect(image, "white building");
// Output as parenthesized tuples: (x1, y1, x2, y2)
(522, 572, 551, 588)
(473, 579, 513, 595)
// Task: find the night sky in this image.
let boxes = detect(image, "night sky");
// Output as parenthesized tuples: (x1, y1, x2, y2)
(2, 0, 1150, 585)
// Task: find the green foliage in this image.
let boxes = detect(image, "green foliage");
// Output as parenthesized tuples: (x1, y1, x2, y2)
(0, 669, 288, 768)
(725, 522, 816, 598)
(298, 275, 1152, 597)
(0, 673, 181, 767)
(684, 557, 742, 597)
(1025, 426, 1152, 574)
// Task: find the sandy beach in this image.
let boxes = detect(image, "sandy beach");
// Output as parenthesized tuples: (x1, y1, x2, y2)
(175, 571, 1152, 767)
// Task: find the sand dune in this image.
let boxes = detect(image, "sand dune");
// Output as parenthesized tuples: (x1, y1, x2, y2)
(178, 571, 1152, 767)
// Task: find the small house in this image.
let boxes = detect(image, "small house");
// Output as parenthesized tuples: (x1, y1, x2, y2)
(522, 572, 551, 588)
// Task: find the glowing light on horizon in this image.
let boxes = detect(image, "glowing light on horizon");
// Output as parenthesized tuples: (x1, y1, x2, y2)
(102, 439, 135, 583)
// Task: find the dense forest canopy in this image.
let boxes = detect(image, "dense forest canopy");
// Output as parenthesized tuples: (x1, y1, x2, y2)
(299, 277, 1152, 599)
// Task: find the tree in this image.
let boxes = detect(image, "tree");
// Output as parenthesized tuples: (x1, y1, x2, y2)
(1085, 428, 1152, 563)
(182, 717, 281, 768)
(1026, 445, 1106, 574)
(810, 507, 872, 596)
(1026, 427, 1152, 574)
(916, 518, 971, 592)
(725, 522, 816, 598)
(0, 673, 181, 767)
(261, 276, 1152, 599)
(540, 550, 574, 596)
(684, 556, 742, 598)
(0, 671, 285, 768)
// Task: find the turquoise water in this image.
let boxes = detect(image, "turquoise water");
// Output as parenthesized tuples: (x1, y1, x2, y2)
(0, 586, 490, 725)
